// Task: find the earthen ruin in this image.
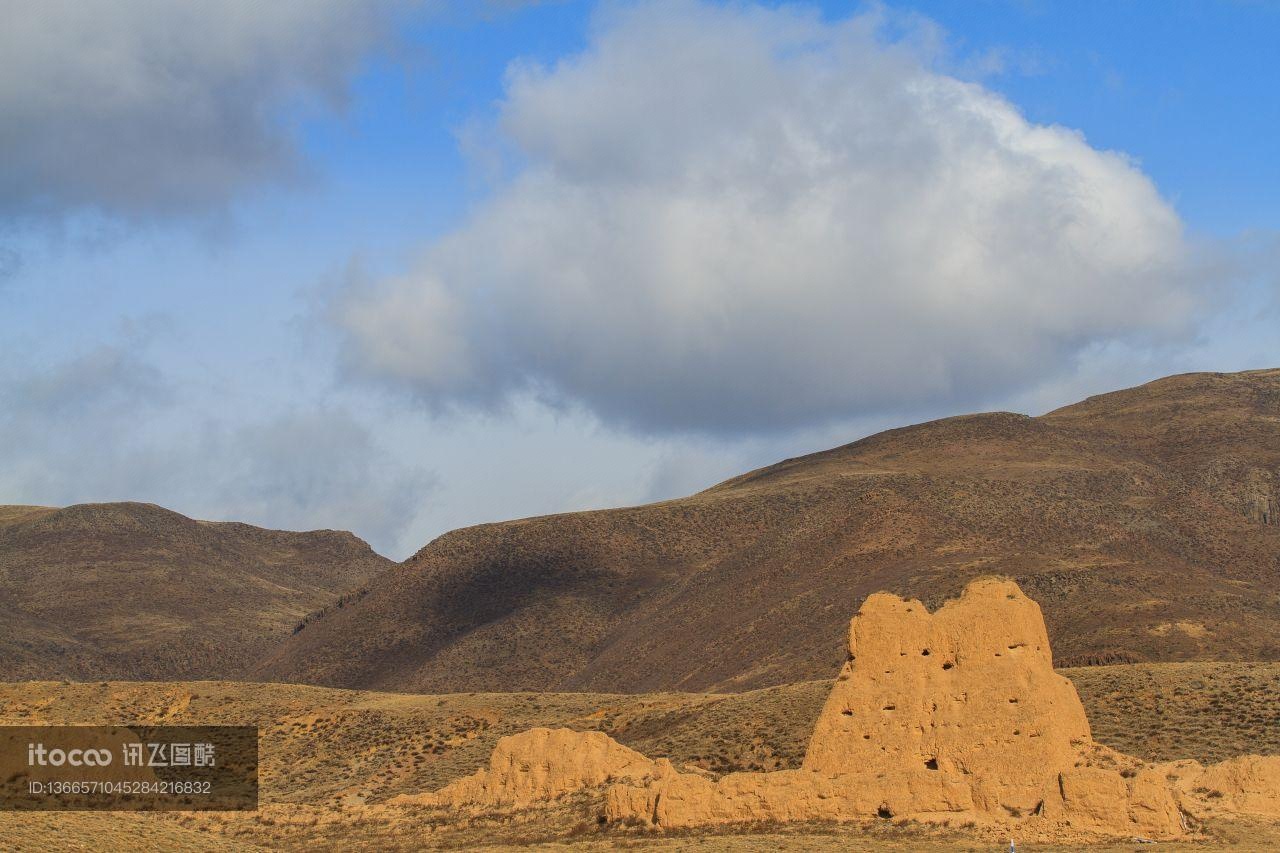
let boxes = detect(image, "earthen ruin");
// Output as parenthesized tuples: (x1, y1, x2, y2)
(412, 578, 1280, 841)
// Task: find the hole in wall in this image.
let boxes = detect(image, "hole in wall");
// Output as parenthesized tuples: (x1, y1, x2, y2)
(942, 662, 954, 670)
(924, 757, 939, 771)
(842, 710, 854, 717)
(877, 805, 894, 819)
(921, 649, 931, 656)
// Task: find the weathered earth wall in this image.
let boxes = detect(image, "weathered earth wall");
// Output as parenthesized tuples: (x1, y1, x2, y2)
(414, 578, 1280, 842)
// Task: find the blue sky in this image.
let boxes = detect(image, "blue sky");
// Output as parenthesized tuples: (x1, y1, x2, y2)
(911, 0, 1280, 235)
(2, 0, 1277, 558)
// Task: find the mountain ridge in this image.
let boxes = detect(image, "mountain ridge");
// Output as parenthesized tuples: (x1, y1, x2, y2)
(0, 501, 393, 681)
(254, 369, 1280, 694)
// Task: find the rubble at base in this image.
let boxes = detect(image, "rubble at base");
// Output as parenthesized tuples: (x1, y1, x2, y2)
(390, 727, 672, 810)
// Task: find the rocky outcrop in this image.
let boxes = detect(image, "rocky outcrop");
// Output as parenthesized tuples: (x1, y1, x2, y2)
(417, 578, 1278, 842)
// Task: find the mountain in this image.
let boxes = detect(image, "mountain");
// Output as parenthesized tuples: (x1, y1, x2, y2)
(256, 369, 1280, 694)
(0, 502, 393, 681)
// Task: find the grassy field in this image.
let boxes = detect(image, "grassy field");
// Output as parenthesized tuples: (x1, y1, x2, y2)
(1, 662, 1278, 850)
(1071, 662, 1280, 762)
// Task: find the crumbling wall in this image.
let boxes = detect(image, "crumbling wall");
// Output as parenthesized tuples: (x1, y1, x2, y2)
(605, 578, 1184, 839)
(802, 578, 1090, 814)
(395, 727, 669, 810)
(415, 578, 1277, 842)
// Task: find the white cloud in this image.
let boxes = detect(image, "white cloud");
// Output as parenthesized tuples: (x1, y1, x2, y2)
(0, 341, 432, 555)
(0, 0, 408, 220)
(339, 0, 1202, 434)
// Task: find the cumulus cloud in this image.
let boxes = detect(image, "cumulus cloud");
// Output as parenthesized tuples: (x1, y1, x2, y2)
(338, 0, 1202, 434)
(0, 0, 408, 220)
(0, 342, 431, 555)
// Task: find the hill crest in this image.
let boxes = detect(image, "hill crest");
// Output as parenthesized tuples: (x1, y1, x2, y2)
(0, 501, 393, 681)
(255, 369, 1280, 694)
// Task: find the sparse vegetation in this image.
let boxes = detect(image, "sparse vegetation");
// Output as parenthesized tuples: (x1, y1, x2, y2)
(1, 663, 1278, 850)
(0, 502, 392, 682)
(261, 370, 1280, 697)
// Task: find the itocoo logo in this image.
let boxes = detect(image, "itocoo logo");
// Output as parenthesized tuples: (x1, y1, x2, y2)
(27, 743, 113, 767)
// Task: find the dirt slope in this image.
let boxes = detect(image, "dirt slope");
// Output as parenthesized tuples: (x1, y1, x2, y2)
(255, 369, 1280, 694)
(0, 501, 392, 680)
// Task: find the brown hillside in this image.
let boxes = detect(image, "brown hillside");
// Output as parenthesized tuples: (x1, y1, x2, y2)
(255, 369, 1280, 694)
(0, 502, 392, 681)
